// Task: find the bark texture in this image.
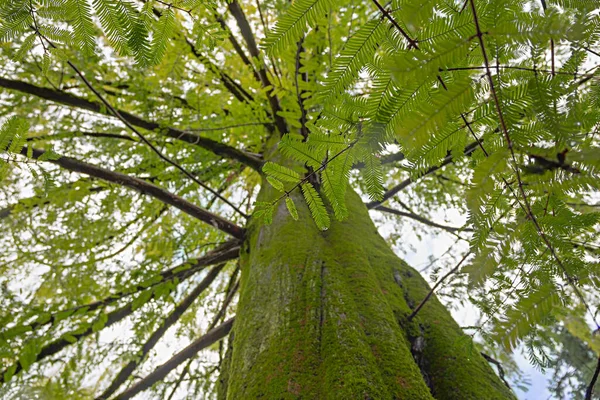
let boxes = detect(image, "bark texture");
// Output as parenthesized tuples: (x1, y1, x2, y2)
(219, 179, 514, 399)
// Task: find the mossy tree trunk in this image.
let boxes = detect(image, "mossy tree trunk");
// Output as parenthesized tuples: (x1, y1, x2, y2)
(218, 179, 514, 399)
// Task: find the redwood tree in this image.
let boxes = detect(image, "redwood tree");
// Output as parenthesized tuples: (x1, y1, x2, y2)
(0, 0, 599, 399)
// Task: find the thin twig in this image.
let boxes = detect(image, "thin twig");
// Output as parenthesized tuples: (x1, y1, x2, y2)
(480, 352, 512, 389)
(441, 65, 590, 78)
(371, 0, 419, 49)
(407, 252, 471, 321)
(374, 205, 472, 235)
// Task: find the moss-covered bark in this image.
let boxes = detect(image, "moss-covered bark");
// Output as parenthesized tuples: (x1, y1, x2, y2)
(219, 180, 515, 399)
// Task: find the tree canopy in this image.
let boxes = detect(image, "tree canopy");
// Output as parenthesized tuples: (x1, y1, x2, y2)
(0, 0, 599, 398)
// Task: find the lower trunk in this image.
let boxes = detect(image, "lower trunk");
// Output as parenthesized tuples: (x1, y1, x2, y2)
(219, 185, 514, 399)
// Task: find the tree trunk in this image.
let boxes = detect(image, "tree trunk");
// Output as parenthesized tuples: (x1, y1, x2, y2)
(218, 179, 514, 399)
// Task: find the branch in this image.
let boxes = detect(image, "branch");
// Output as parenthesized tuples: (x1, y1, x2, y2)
(407, 252, 471, 321)
(183, 38, 255, 105)
(480, 352, 512, 389)
(371, 0, 419, 49)
(213, 13, 261, 83)
(112, 318, 235, 400)
(295, 37, 309, 139)
(0, 243, 238, 385)
(20, 146, 245, 238)
(373, 205, 472, 233)
(441, 65, 592, 78)
(227, 0, 288, 135)
(586, 356, 600, 400)
(96, 263, 226, 400)
(27, 131, 138, 143)
(0, 77, 263, 171)
(366, 141, 478, 209)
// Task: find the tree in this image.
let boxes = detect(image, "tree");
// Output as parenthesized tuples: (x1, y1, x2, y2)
(0, 0, 599, 398)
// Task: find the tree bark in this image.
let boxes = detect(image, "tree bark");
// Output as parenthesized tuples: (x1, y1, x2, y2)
(218, 180, 515, 399)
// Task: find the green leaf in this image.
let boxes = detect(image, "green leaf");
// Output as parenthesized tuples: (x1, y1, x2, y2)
(132, 289, 153, 310)
(263, 162, 301, 183)
(3, 364, 17, 383)
(91, 313, 108, 332)
(301, 183, 330, 230)
(67, 0, 96, 55)
(150, 7, 175, 65)
(285, 197, 299, 220)
(266, 176, 285, 192)
(264, 0, 333, 54)
(253, 201, 275, 225)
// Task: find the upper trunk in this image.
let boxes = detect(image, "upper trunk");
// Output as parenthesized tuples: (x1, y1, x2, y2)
(218, 176, 514, 399)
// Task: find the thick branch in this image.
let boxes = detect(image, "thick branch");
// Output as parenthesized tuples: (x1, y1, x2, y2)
(0, 77, 263, 171)
(480, 352, 512, 389)
(20, 146, 245, 238)
(227, 0, 288, 135)
(96, 263, 226, 400)
(112, 318, 235, 400)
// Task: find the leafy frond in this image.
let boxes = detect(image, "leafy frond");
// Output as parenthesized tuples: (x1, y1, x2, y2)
(301, 183, 330, 230)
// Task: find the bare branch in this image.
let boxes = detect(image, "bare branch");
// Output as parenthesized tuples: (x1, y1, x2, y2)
(373, 205, 472, 234)
(112, 318, 235, 400)
(20, 146, 245, 238)
(366, 142, 478, 209)
(295, 37, 309, 139)
(480, 352, 512, 390)
(407, 252, 471, 321)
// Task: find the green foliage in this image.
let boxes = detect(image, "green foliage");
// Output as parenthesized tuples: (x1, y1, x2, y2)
(0, 0, 599, 397)
(301, 182, 330, 230)
(263, 0, 334, 54)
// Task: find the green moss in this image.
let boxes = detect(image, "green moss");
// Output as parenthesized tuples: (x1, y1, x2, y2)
(221, 148, 514, 399)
